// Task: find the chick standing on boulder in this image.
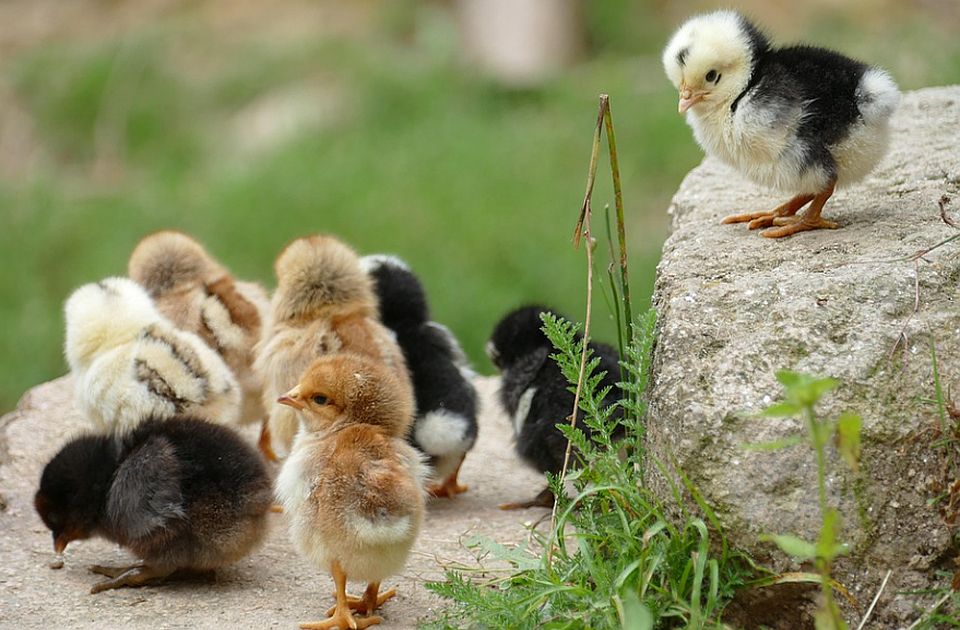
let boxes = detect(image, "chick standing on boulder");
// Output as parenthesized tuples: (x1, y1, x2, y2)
(662, 10, 900, 238)
(128, 231, 270, 434)
(64, 278, 241, 434)
(255, 235, 412, 460)
(361, 255, 478, 498)
(275, 353, 426, 629)
(487, 305, 623, 509)
(35, 417, 273, 593)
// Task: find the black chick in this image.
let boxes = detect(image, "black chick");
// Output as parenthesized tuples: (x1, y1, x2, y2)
(487, 305, 622, 509)
(35, 417, 273, 593)
(362, 255, 478, 498)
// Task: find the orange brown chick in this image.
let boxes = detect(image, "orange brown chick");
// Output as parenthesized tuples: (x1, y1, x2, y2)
(255, 235, 412, 460)
(128, 231, 270, 442)
(275, 353, 426, 630)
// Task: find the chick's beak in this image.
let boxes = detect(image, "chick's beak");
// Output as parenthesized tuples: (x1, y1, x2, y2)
(277, 385, 305, 410)
(53, 532, 71, 554)
(678, 85, 706, 114)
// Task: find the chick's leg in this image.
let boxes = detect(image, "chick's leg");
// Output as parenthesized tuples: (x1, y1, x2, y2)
(762, 181, 839, 238)
(302, 561, 382, 630)
(326, 582, 397, 616)
(427, 455, 469, 498)
(499, 486, 555, 511)
(721, 194, 815, 230)
(258, 419, 279, 463)
(89, 564, 174, 594)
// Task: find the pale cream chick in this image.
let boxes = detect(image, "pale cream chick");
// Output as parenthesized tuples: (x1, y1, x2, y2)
(255, 235, 412, 459)
(129, 231, 270, 433)
(64, 277, 241, 434)
(275, 353, 426, 630)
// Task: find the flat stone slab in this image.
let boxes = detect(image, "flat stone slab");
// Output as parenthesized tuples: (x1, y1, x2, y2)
(0, 376, 544, 629)
(648, 85, 960, 624)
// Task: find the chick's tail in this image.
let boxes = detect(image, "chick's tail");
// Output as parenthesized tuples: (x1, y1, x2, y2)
(129, 231, 222, 296)
(273, 236, 374, 323)
(857, 68, 901, 125)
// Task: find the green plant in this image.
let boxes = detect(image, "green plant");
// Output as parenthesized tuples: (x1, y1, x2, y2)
(424, 310, 753, 629)
(756, 371, 862, 629)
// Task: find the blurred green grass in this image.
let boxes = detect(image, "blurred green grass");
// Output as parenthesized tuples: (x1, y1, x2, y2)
(1, 2, 959, 412)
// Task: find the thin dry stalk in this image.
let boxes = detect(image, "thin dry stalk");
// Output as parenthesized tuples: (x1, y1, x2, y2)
(856, 569, 892, 630)
(547, 94, 608, 566)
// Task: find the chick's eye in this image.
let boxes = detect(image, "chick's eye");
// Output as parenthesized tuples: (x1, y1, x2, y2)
(705, 69, 719, 83)
(311, 395, 328, 406)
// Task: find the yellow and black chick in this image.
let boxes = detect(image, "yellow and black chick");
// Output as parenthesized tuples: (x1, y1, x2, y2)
(129, 231, 270, 431)
(275, 353, 426, 630)
(362, 255, 478, 499)
(487, 305, 623, 510)
(64, 277, 241, 434)
(663, 10, 900, 238)
(35, 416, 273, 593)
(255, 235, 412, 460)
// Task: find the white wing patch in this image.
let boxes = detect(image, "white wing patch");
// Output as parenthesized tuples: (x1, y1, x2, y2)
(513, 387, 537, 436)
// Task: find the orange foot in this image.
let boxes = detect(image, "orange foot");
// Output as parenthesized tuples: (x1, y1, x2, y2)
(326, 585, 396, 616)
(721, 193, 815, 230)
(427, 456, 468, 498)
(300, 609, 381, 630)
(761, 216, 839, 239)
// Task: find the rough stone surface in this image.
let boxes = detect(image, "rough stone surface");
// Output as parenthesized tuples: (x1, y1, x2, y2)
(649, 86, 960, 625)
(0, 376, 543, 629)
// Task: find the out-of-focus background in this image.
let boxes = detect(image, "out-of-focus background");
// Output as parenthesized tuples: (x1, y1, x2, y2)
(1, 0, 958, 413)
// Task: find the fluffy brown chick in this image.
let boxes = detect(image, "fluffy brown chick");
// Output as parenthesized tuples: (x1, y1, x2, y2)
(129, 231, 270, 434)
(275, 353, 426, 630)
(255, 235, 412, 459)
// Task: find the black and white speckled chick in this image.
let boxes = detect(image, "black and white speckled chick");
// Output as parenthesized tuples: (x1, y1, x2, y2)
(34, 417, 273, 593)
(362, 255, 478, 499)
(487, 305, 622, 509)
(663, 10, 900, 238)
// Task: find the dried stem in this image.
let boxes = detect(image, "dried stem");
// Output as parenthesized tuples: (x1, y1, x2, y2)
(603, 98, 634, 345)
(548, 95, 607, 566)
(857, 570, 893, 630)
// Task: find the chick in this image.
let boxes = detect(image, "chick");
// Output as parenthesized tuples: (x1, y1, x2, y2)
(34, 416, 273, 593)
(65, 277, 241, 434)
(662, 11, 900, 238)
(275, 353, 426, 629)
(487, 305, 623, 510)
(128, 231, 270, 432)
(255, 235, 411, 460)
(361, 255, 478, 498)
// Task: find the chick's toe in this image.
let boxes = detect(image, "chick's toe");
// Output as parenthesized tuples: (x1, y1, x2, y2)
(762, 216, 839, 238)
(722, 194, 816, 230)
(89, 563, 141, 578)
(499, 486, 555, 511)
(89, 565, 173, 594)
(326, 584, 396, 616)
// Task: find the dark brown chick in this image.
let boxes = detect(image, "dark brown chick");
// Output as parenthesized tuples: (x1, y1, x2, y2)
(255, 235, 412, 460)
(129, 231, 270, 434)
(35, 417, 273, 594)
(275, 353, 426, 630)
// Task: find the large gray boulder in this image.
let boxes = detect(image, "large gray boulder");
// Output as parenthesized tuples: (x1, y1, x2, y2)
(648, 85, 960, 625)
